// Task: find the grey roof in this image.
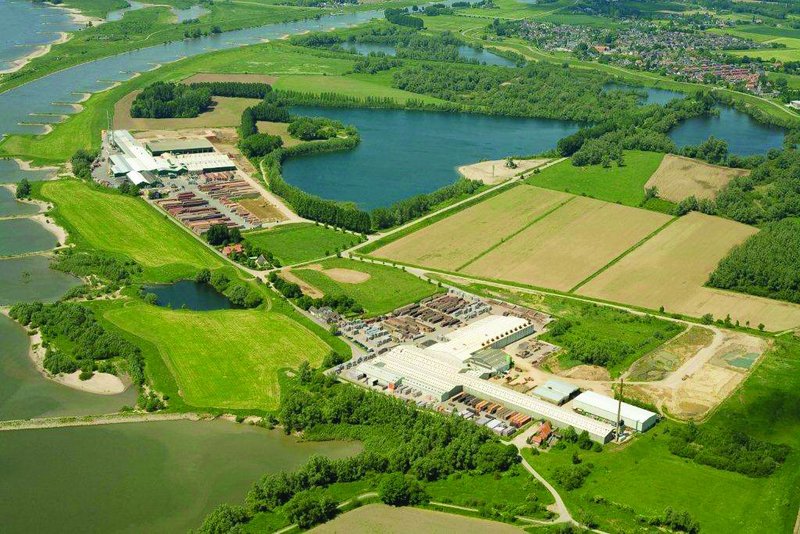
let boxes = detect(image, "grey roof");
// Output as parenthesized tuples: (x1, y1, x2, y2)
(146, 138, 213, 153)
(542, 379, 580, 397)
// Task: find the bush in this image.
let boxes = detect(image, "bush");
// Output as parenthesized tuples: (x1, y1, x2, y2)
(283, 490, 338, 529)
(378, 473, 428, 506)
(16, 178, 31, 199)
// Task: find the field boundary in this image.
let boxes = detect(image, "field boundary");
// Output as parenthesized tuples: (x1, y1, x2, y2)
(568, 215, 679, 293)
(454, 196, 576, 272)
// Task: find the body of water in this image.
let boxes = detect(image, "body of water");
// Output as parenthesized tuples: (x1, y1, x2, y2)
(349, 42, 516, 67)
(0, 255, 81, 305)
(0, 0, 78, 73)
(669, 106, 785, 155)
(106, 0, 146, 22)
(144, 280, 234, 310)
(0, 159, 55, 183)
(0, 218, 58, 256)
(173, 4, 211, 22)
(0, 314, 136, 421)
(282, 106, 580, 209)
(603, 83, 685, 106)
(0, 419, 361, 533)
(0, 187, 40, 217)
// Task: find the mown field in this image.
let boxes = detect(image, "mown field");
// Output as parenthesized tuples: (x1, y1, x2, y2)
(40, 179, 223, 279)
(114, 93, 261, 131)
(523, 336, 800, 534)
(644, 154, 750, 203)
(244, 223, 361, 266)
(527, 150, 666, 207)
(578, 212, 800, 331)
(291, 258, 442, 316)
(104, 304, 330, 410)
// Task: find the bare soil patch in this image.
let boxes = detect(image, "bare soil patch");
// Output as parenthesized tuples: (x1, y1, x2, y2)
(114, 91, 260, 130)
(578, 212, 800, 331)
(304, 263, 371, 284)
(181, 73, 278, 85)
(627, 326, 715, 382)
(281, 269, 323, 298)
(559, 364, 612, 381)
(645, 154, 749, 203)
(458, 158, 549, 185)
(236, 197, 286, 222)
(464, 196, 672, 291)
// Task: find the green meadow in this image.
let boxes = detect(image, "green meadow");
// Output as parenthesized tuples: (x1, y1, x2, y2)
(244, 223, 362, 266)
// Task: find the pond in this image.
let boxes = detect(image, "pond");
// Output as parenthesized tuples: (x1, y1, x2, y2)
(0, 419, 361, 533)
(0, 159, 55, 184)
(173, 4, 211, 23)
(0, 187, 40, 218)
(0, 255, 81, 306)
(603, 83, 686, 106)
(282, 106, 581, 209)
(0, 314, 136, 421)
(143, 280, 234, 311)
(669, 106, 785, 156)
(0, 218, 58, 256)
(350, 42, 518, 67)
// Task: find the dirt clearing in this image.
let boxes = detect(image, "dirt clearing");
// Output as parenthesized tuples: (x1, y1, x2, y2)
(627, 326, 715, 382)
(372, 185, 572, 270)
(281, 269, 323, 298)
(236, 197, 286, 222)
(458, 158, 549, 185)
(303, 263, 371, 284)
(464, 196, 672, 291)
(181, 73, 277, 85)
(578, 212, 800, 331)
(114, 91, 261, 130)
(645, 154, 749, 202)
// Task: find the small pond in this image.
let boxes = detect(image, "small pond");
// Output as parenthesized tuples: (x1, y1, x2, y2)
(143, 280, 234, 311)
(0, 255, 81, 305)
(0, 187, 40, 217)
(282, 106, 581, 209)
(669, 106, 785, 156)
(0, 159, 55, 184)
(0, 218, 58, 256)
(603, 83, 686, 106)
(349, 42, 518, 67)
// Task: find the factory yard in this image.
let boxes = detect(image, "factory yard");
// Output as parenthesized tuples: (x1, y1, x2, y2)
(644, 154, 750, 203)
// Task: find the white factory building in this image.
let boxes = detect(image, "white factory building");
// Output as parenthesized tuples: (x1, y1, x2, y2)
(109, 130, 171, 177)
(573, 391, 659, 432)
(353, 316, 615, 443)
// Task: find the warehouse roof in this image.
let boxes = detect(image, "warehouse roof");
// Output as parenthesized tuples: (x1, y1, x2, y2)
(532, 385, 569, 404)
(542, 379, 580, 397)
(573, 391, 657, 425)
(146, 137, 213, 154)
(430, 315, 531, 363)
(126, 170, 150, 186)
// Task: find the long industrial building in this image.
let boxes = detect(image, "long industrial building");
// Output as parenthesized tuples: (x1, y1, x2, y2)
(573, 391, 658, 432)
(353, 317, 615, 443)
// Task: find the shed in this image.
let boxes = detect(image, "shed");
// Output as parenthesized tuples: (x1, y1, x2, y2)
(572, 391, 658, 432)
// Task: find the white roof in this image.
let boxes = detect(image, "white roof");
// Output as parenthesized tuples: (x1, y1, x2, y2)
(112, 130, 170, 173)
(543, 379, 579, 396)
(171, 152, 235, 173)
(573, 391, 657, 424)
(126, 170, 150, 185)
(429, 315, 530, 363)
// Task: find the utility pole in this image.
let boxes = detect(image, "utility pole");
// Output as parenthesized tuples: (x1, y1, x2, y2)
(616, 378, 624, 443)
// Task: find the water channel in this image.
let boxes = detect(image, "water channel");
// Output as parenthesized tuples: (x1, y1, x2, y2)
(350, 41, 518, 67)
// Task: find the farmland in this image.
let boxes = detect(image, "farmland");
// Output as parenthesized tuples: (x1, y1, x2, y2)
(40, 179, 223, 279)
(244, 223, 362, 266)
(577, 212, 800, 331)
(290, 258, 442, 316)
(104, 304, 330, 410)
(114, 92, 261, 131)
(644, 154, 750, 203)
(462, 196, 673, 292)
(527, 150, 665, 207)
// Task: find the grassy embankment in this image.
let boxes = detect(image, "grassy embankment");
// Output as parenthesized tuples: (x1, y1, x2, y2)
(290, 257, 443, 316)
(34, 179, 349, 412)
(244, 223, 364, 266)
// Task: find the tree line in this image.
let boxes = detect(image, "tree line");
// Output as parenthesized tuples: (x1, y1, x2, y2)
(129, 81, 212, 119)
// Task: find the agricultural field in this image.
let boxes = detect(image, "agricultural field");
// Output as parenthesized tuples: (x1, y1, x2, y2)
(462, 195, 673, 292)
(273, 74, 445, 105)
(526, 150, 666, 207)
(577, 212, 800, 331)
(40, 179, 222, 279)
(644, 154, 750, 203)
(372, 185, 573, 271)
(244, 223, 361, 266)
(290, 258, 442, 316)
(114, 92, 261, 131)
(104, 304, 330, 410)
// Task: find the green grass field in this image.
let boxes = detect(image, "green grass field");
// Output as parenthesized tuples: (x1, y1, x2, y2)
(291, 258, 442, 316)
(244, 223, 363, 266)
(524, 338, 800, 533)
(274, 74, 445, 104)
(40, 179, 222, 279)
(526, 151, 665, 208)
(104, 303, 330, 410)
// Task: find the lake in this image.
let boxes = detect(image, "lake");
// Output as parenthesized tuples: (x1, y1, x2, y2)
(0, 419, 361, 533)
(350, 42, 518, 67)
(0, 254, 81, 306)
(0, 187, 40, 217)
(669, 106, 785, 156)
(603, 83, 685, 106)
(143, 280, 234, 311)
(0, 0, 78, 73)
(282, 106, 581, 209)
(0, 218, 58, 256)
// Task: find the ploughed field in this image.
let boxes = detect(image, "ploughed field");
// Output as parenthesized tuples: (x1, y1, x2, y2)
(371, 184, 800, 331)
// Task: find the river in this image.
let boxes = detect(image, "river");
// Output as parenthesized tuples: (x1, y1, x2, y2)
(0, 0, 78, 73)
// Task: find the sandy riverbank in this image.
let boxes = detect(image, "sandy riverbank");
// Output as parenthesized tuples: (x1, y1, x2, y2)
(13, 158, 60, 174)
(55, 5, 106, 27)
(31, 213, 68, 246)
(0, 32, 71, 75)
(1, 308, 129, 396)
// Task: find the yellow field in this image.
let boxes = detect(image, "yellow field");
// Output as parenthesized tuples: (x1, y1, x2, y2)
(578, 212, 800, 331)
(372, 185, 572, 270)
(114, 92, 260, 130)
(463, 196, 672, 291)
(644, 154, 749, 203)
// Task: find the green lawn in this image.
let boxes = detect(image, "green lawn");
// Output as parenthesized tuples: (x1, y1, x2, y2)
(40, 180, 222, 280)
(526, 151, 665, 208)
(274, 74, 446, 104)
(104, 303, 330, 410)
(244, 223, 363, 266)
(291, 258, 442, 316)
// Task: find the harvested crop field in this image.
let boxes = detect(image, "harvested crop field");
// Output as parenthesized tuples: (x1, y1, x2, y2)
(372, 185, 572, 270)
(311, 504, 522, 534)
(462, 196, 672, 291)
(114, 91, 260, 130)
(578, 212, 800, 331)
(644, 154, 749, 202)
(180, 73, 278, 85)
(458, 158, 548, 185)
